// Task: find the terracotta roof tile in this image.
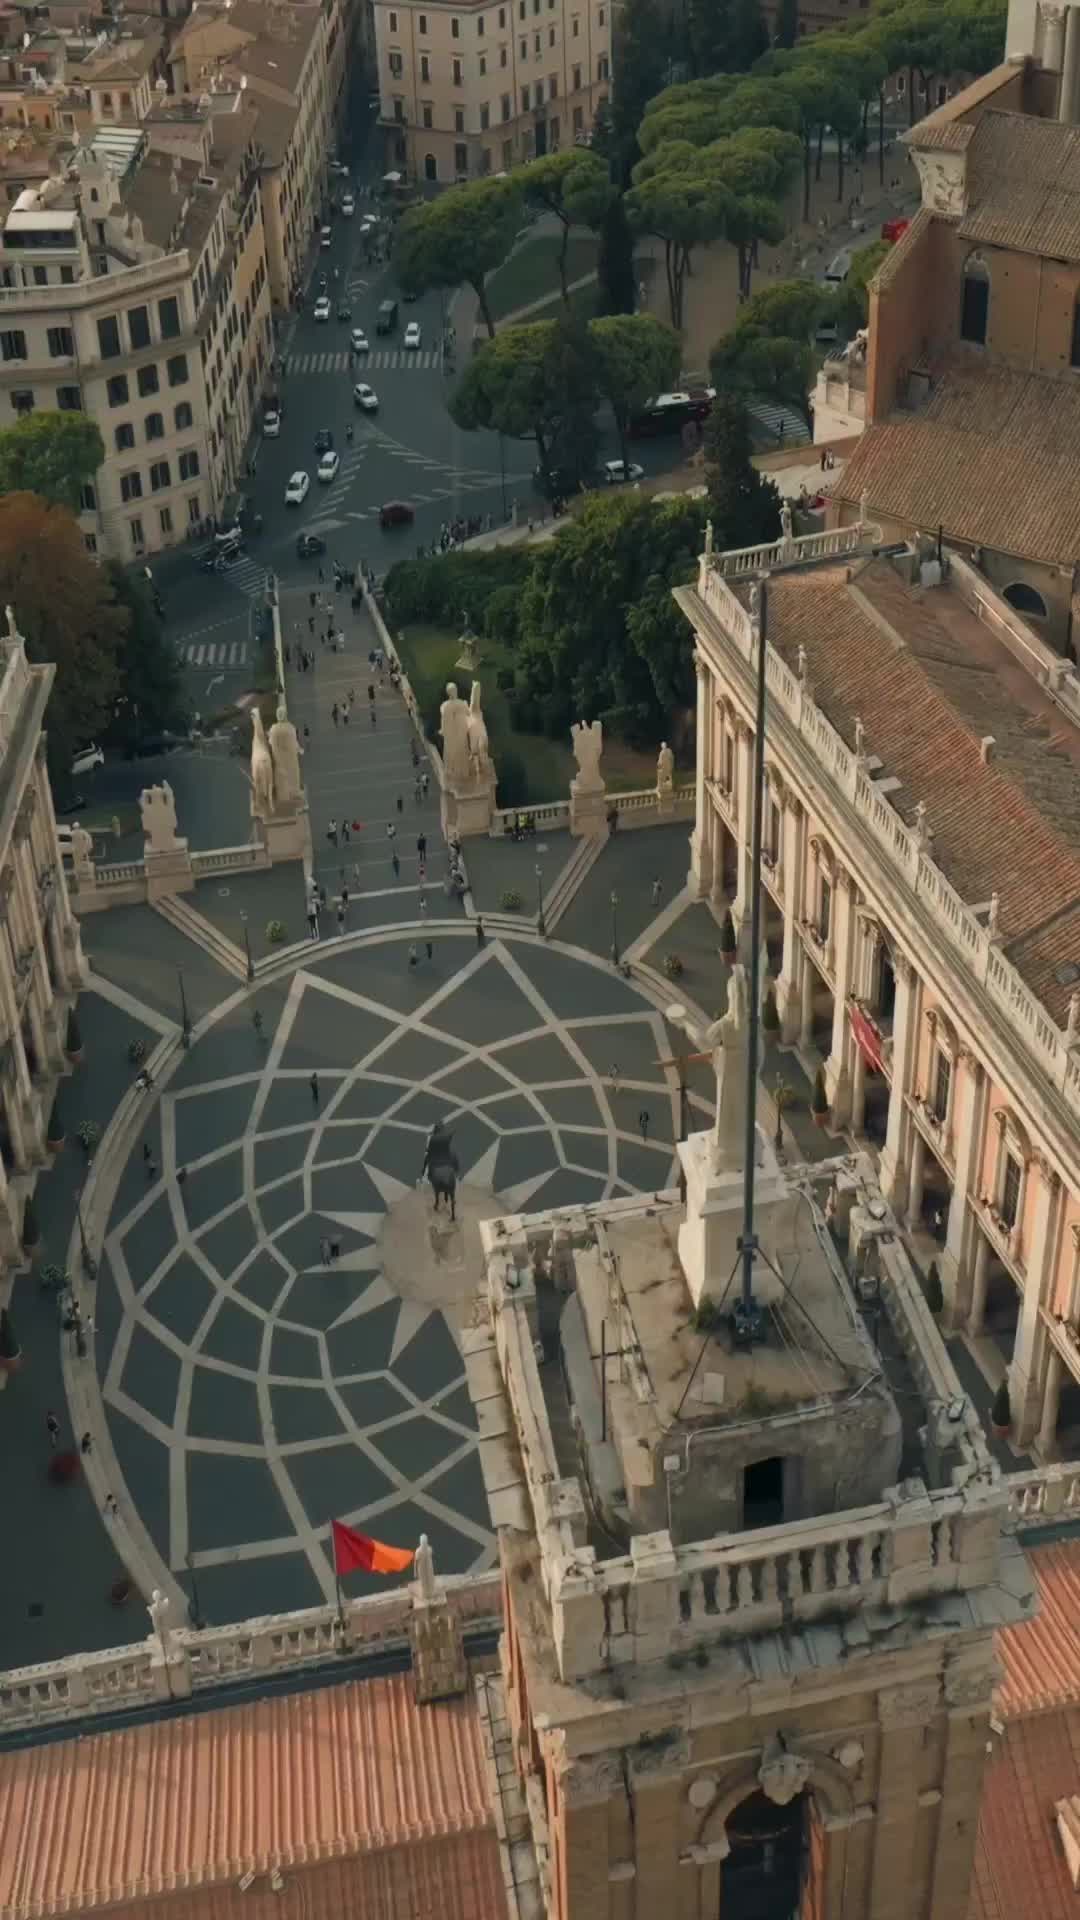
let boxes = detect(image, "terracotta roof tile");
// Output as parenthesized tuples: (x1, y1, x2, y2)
(0, 1672, 505, 1920)
(970, 1713, 1080, 1920)
(996, 1540, 1080, 1720)
(834, 361, 1080, 565)
(958, 110, 1080, 262)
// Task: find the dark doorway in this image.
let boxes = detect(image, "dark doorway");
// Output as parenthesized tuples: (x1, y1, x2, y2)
(743, 1455, 784, 1529)
(535, 118, 548, 156)
(720, 1790, 806, 1920)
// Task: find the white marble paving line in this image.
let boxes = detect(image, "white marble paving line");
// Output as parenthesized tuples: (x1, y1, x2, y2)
(623, 882, 693, 966)
(495, 943, 621, 1196)
(86, 968, 181, 1038)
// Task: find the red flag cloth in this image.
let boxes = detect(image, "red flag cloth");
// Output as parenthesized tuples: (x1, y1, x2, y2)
(850, 1002, 884, 1074)
(332, 1519, 414, 1576)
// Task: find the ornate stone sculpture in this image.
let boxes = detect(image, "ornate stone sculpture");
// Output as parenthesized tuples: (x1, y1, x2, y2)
(704, 963, 753, 1170)
(758, 1736, 811, 1807)
(467, 680, 491, 780)
(139, 782, 180, 852)
(70, 821, 94, 874)
(250, 710, 275, 818)
(147, 1587, 176, 1657)
(656, 742, 675, 793)
(415, 1533, 437, 1602)
(570, 718, 604, 789)
(268, 700, 302, 809)
(440, 681, 472, 788)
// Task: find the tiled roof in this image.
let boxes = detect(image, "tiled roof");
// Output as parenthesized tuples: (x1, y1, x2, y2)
(834, 361, 1080, 565)
(958, 110, 1080, 262)
(970, 1713, 1080, 1920)
(996, 1539, 1080, 1719)
(0, 1671, 505, 1920)
(903, 61, 1021, 150)
(741, 559, 1080, 1021)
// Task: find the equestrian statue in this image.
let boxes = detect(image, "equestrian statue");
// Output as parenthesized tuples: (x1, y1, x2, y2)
(421, 1120, 460, 1222)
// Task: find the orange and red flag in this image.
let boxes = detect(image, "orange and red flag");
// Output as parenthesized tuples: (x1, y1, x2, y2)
(331, 1519, 414, 1576)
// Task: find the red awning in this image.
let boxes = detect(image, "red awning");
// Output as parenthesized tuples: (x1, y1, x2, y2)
(850, 1002, 884, 1073)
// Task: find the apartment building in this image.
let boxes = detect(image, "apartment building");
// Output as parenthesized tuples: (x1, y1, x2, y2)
(372, 0, 610, 182)
(0, 95, 273, 559)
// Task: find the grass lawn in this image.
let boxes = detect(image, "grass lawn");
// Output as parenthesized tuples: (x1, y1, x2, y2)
(486, 229, 600, 321)
(394, 622, 657, 804)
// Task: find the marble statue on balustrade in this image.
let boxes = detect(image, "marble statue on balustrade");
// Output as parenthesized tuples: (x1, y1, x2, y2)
(705, 964, 753, 1173)
(415, 1533, 437, 1603)
(440, 681, 473, 789)
(139, 779, 194, 900)
(70, 821, 94, 880)
(249, 704, 309, 864)
(249, 709, 275, 820)
(656, 742, 674, 794)
(439, 681, 496, 838)
(569, 718, 607, 837)
(268, 700, 303, 809)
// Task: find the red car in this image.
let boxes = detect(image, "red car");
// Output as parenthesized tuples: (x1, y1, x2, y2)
(379, 500, 414, 529)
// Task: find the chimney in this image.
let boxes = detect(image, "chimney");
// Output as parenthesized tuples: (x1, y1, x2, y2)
(980, 735, 995, 764)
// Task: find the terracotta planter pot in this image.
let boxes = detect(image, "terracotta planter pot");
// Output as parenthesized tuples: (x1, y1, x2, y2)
(65, 1046, 84, 1066)
(46, 1133, 64, 1154)
(0, 1349, 23, 1375)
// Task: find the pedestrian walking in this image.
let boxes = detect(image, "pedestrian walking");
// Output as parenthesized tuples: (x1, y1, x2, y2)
(417, 832, 427, 859)
(310, 1071, 320, 1105)
(342, 821, 351, 844)
(308, 615, 315, 635)
(396, 794, 403, 813)
(146, 1154, 158, 1182)
(332, 702, 339, 726)
(419, 891, 428, 915)
(45, 1410, 60, 1449)
(418, 858, 427, 885)
(342, 884, 350, 909)
(327, 818, 338, 845)
(638, 1108, 650, 1144)
(104, 1493, 118, 1518)
(81, 1431, 92, 1455)
(476, 916, 485, 948)
(353, 861, 362, 886)
(342, 699, 349, 721)
(309, 591, 317, 609)
(253, 1008, 264, 1037)
(336, 902, 346, 934)
(414, 776, 423, 804)
(368, 683, 375, 704)
(329, 1234, 341, 1262)
(609, 1065, 621, 1095)
(391, 849, 400, 878)
(408, 942, 418, 970)
(425, 939, 433, 961)
(651, 877, 663, 907)
(307, 907, 320, 941)
(177, 1167, 188, 1187)
(421, 771, 430, 798)
(386, 821, 396, 842)
(142, 1142, 152, 1164)
(320, 1235, 331, 1268)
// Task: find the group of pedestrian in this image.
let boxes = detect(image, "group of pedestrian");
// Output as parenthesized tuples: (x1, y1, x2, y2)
(318, 1233, 343, 1267)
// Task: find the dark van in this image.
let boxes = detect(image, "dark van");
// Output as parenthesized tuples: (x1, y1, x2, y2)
(376, 299, 398, 335)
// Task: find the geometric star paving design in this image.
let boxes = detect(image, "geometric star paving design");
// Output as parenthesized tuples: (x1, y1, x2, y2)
(92, 934, 682, 1624)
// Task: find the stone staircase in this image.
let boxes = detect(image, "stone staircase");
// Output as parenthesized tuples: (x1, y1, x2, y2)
(151, 894, 250, 981)
(541, 833, 607, 934)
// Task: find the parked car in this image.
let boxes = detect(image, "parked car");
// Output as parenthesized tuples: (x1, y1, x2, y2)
(602, 459, 645, 485)
(317, 449, 341, 483)
(328, 160, 349, 177)
(263, 407, 281, 437)
(71, 743, 104, 777)
(376, 299, 398, 335)
(342, 195, 356, 216)
(404, 320, 422, 348)
(337, 300, 351, 322)
(379, 499, 414, 528)
(313, 295, 331, 322)
(285, 471, 310, 505)
(350, 328, 370, 354)
(353, 383, 379, 412)
(296, 532, 326, 558)
(320, 225, 332, 249)
(315, 428, 334, 453)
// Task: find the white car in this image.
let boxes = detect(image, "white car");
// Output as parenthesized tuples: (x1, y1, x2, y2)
(320, 225, 332, 249)
(71, 743, 103, 777)
(328, 160, 349, 177)
(350, 327, 370, 354)
(404, 321, 422, 349)
(263, 407, 281, 437)
(360, 214, 378, 233)
(342, 195, 355, 217)
(602, 459, 645, 485)
(317, 449, 340, 483)
(313, 296, 331, 322)
(353, 383, 378, 412)
(285, 470, 310, 505)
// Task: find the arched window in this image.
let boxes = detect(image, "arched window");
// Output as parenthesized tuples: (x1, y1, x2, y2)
(960, 252, 990, 345)
(423, 152, 438, 181)
(1003, 580, 1048, 619)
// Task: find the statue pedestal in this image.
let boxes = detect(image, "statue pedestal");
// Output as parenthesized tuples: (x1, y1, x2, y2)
(656, 785, 675, 819)
(442, 771, 496, 839)
(677, 1126, 788, 1308)
(570, 778, 607, 839)
(408, 1590, 468, 1703)
(257, 802, 310, 865)
(143, 842, 193, 902)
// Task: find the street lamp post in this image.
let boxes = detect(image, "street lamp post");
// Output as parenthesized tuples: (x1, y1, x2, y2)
(240, 910, 254, 984)
(610, 890, 619, 968)
(178, 968, 191, 1049)
(535, 863, 546, 938)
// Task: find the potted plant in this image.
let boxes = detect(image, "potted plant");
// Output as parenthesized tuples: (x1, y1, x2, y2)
(663, 952, 684, 980)
(810, 1069, 829, 1129)
(719, 909, 736, 960)
(500, 888, 522, 911)
(266, 918, 285, 945)
(39, 1262, 69, 1297)
(77, 1119, 101, 1157)
(762, 989, 780, 1036)
(924, 1261, 944, 1315)
(21, 1194, 40, 1258)
(990, 1378, 1011, 1439)
(65, 1006, 84, 1064)
(0, 1305, 22, 1374)
(46, 1094, 65, 1152)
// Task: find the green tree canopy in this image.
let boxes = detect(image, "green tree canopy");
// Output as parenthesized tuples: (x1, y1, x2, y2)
(0, 412, 103, 513)
(515, 151, 615, 299)
(101, 565, 189, 755)
(450, 317, 598, 492)
(395, 177, 522, 338)
(595, 194, 638, 314)
(709, 277, 824, 429)
(703, 395, 782, 550)
(589, 312, 682, 465)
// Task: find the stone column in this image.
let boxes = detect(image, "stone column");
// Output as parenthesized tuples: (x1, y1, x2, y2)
(824, 870, 857, 1126)
(906, 1128, 927, 1231)
(730, 720, 754, 940)
(968, 1232, 990, 1336)
(880, 955, 919, 1210)
(1063, 3, 1080, 119)
(11, 825, 58, 1075)
(800, 944, 815, 1050)
(1010, 1159, 1062, 1446)
(870, 1681, 943, 1920)
(689, 652, 713, 898)
(776, 798, 804, 1041)
(940, 1052, 986, 1328)
(927, 1669, 996, 1920)
(1038, 1346, 1065, 1457)
(1044, 0, 1067, 72)
(851, 1042, 868, 1135)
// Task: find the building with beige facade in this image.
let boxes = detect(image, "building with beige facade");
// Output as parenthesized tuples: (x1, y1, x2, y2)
(373, 0, 610, 182)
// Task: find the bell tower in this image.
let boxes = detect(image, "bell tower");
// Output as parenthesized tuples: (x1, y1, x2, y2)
(468, 1146, 1035, 1920)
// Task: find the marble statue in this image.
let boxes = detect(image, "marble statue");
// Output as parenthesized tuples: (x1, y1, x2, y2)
(5, 604, 19, 644)
(70, 820, 94, 872)
(780, 499, 794, 544)
(147, 1587, 176, 1657)
(703, 963, 752, 1170)
(656, 742, 674, 794)
(268, 699, 302, 808)
(250, 709, 275, 818)
(139, 781, 180, 852)
(704, 519, 714, 557)
(570, 718, 604, 789)
(466, 680, 490, 779)
(440, 681, 472, 788)
(415, 1532, 437, 1602)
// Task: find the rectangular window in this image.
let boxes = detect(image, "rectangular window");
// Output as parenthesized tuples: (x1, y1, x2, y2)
(179, 448, 199, 480)
(158, 505, 173, 535)
(503, 138, 513, 166)
(120, 470, 142, 502)
(47, 326, 74, 358)
(1001, 1153, 1022, 1229)
(187, 494, 201, 526)
(421, 52, 430, 79)
(572, 61, 581, 86)
(389, 50, 403, 74)
(137, 362, 160, 397)
(394, 98, 405, 121)
(167, 353, 188, 387)
(572, 14, 579, 32)
(502, 93, 511, 119)
(129, 516, 144, 551)
(0, 328, 26, 361)
(480, 102, 490, 128)
(534, 31, 541, 51)
(127, 304, 151, 349)
(97, 314, 121, 358)
(107, 373, 129, 406)
(573, 103, 583, 129)
(389, 8, 397, 27)
(477, 12, 484, 29)
(451, 11, 460, 29)
(500, 44, 508, 63)
(419, 10, 427, 25)
(145, 411, 165, 440)
(32, 266, 47, 287)
(479, 52, 487, 72)
(520, 36, 527, 55)
(453, 55, 463, 81)
(550, 114, 559, 145)
(150, 459, 171, 492)
(115, 421, 135, 450)
(499, 4, 505, 19)
(932, 1051, 951, 1125)
(455, 143, 468, 172)
(598, 52, 609, 78)
(549, 25, 555, 42)
(549, 70, 558, 94)
(522, 85, 530, 109)
(455, 107, 465, 131)
(157, 296, 181, 339)
(80, 482, 95, 511)
(422, 101, 433, 127)
(11, 389, 33, 416)
(819, 877, 832, 941)
(57, 385, 82, 411)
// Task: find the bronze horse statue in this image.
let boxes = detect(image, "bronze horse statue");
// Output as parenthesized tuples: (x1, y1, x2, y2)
(421, 1120, 460, 1222)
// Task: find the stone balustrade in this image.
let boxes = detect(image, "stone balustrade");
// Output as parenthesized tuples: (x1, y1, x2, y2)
(1006, 1463, 1080, 1525)
(0, 1571, 503, 1736)
(95, 861, 147, 887)
(0, 252, 191, 314)
(492, 801, 571, 836)
(189, 844, 267, 876)
(707, 521, 868, 582)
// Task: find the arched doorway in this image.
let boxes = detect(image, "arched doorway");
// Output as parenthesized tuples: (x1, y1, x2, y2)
(424, 152, 437, 181)
(720, 1788, 806, 1919)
